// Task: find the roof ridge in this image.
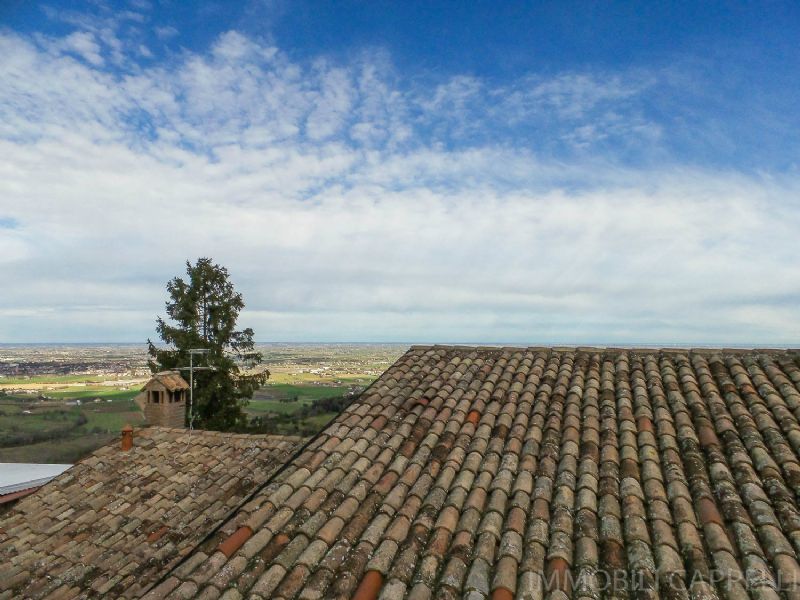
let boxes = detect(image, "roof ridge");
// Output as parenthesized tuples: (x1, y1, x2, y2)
(410, 344, 798, 354)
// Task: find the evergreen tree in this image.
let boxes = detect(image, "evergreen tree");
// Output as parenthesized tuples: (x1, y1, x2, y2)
(147, 258, 267, 430)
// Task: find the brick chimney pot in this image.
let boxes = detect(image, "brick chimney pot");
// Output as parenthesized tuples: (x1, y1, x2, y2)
(121, 424, 134, 451)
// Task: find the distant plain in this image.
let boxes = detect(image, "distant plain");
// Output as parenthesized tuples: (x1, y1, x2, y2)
(0, 343, 406, 463)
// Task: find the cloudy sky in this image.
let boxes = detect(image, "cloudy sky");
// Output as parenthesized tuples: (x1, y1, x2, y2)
(1, 1, 799, 345)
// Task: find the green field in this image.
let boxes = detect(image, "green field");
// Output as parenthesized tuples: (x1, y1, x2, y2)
(0, 381, 355, 462)
(0, 433, 118, 464)
(0, 342, 392, 464)
(44, 388, 141, 401)
(258, 383, 352, 400)
(266, 372, 374, 386)
(243, 382, 360, 436)
(246, 383, 351, 415)
(0, 343, 404, 464)
(0, 374, 108, 385)
(0, 396, 144, 463)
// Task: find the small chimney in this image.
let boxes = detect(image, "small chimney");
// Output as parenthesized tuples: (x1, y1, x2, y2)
(121, 424, 133, 451)
(138, 372, 189, 428)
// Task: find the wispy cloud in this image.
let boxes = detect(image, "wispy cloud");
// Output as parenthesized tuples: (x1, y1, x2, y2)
(0, 23, 797, 344)
(56, 31, 105, 65)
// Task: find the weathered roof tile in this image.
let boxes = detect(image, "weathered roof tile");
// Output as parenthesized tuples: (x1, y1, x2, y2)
(7, 345, 800, 599)
(0, 428, 303, 599)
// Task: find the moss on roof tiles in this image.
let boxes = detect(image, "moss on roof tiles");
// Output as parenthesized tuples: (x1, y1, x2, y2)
(0, 427, 304, 599)
(4, 346, 800, 599)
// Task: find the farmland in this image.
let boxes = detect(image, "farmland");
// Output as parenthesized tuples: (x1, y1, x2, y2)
(0, 396, 144, 463)
(0, 343, 406, 463)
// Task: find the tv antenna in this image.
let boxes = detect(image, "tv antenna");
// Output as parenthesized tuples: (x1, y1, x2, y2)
(173, 348, 215, 436)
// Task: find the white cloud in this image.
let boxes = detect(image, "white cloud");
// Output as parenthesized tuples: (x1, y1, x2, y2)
(0, 28, 797, 344)
(154, 26, 179, 40)
(60, 31, 104, 65)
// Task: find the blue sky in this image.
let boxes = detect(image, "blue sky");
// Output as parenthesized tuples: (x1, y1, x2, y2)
(0, 1, 798, 344)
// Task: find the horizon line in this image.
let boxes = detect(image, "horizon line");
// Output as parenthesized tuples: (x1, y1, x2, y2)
(1, 341, 798, 349)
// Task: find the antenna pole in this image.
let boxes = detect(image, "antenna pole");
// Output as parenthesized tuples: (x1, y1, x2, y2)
(189, 351, 193, 431)
(172, 348, 212, 439)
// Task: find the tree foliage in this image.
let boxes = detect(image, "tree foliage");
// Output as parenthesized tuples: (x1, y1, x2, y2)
(147, 258, 267, 430)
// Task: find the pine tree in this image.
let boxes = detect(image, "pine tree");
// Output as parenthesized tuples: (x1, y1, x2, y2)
(147, 258, 267, 430)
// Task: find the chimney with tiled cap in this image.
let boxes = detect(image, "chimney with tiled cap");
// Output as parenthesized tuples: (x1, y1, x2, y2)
(135, 371, 190, 428)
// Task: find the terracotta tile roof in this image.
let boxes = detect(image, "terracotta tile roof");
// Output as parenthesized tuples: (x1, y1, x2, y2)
(147, 371, 190, 391)
(0, 427, 304, 599)
(146, 345, 800, 600)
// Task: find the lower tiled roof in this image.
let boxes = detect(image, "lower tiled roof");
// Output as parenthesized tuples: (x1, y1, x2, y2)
(0, 427, 304, 599)
(147, 345, 800, 600)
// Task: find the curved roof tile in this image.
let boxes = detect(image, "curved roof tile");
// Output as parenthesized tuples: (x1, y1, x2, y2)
(148, 345, 800, 600)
